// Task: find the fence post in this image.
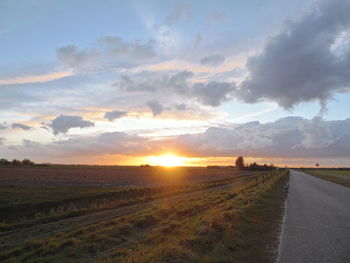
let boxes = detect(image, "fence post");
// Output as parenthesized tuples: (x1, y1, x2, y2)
(256, 176, 259, 189)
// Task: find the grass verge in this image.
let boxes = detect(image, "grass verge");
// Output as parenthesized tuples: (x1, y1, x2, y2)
(299, 169, 350, 187)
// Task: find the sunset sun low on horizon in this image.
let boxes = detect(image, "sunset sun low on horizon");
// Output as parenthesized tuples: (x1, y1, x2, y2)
(146, 154, 190, 167)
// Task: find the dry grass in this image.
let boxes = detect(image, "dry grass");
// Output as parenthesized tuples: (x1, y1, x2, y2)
(0, 168, 288, 263)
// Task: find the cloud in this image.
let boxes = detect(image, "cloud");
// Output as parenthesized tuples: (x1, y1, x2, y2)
(164, 3, 192, 26)
(50, 115, 95, 135)
(1, 131, 151, 160)
(237, 0, 350, 109)
(0, 137, 5, 145)
(104, 110, 128, 121)
(57, 45, 100, 71)
(0, 86, 38, 110)
(0, 71, 73, 85)
(99, 36, 156, 64)
(167, 116, 350, 158)
(117, 70, 235, 107)
(51, 131, 150, 156)
(299, 116, 334, 148)
(117, 70, 192, 94)
(194, 32, 202, 48)
(22, 139, 41, 148)
(12, 123, 32, 130)
(147, 100, 164, 116)
(200, 54, 225, 66)
(175, 103, 187, 111)
(191, 81, 236, 106)
(3, 117, 350, 161)
(117, 71, 193, 93)
(0, 122, 7, 129)
(57, 36, 156, 71)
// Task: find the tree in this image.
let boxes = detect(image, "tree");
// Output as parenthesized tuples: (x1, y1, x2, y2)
(21, 159, 34, 166)
(0, 158, 10, 165)
(11, 159, 21, 165)
(235, 156, 245, 170)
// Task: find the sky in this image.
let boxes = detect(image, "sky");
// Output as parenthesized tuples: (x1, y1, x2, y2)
(1, 0, 350, 167)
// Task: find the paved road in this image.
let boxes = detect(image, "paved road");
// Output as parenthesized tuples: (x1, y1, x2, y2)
(278, 170, 350, 263)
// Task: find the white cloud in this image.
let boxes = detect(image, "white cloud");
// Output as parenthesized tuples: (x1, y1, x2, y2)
(0, 122, 7, 129)
(299, 116, 335, 148)
(2, 117, 350, 161)
(169, 116, 350, 158)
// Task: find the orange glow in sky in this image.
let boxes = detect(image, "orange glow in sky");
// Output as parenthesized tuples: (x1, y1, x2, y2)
(146, 154, 190, 167)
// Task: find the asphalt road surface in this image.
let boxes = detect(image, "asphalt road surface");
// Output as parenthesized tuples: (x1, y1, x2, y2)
(278, 170, 350, 263)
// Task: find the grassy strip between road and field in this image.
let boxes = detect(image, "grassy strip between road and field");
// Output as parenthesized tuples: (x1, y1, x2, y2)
(299, 169, 350, 188)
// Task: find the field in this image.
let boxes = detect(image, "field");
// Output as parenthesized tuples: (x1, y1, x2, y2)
(299, 168, 350, 187)
(0, 166, 253, 187)
(0, 165, 289, 262)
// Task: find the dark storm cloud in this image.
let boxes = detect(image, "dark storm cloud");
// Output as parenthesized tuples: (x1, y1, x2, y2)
(50, 115, 95, 135)
(237, 0, 350, 109)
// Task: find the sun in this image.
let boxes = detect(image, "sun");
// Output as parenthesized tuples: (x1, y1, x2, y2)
(147, 154, 186, 167)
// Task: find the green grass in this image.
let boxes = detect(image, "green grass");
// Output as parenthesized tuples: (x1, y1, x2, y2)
(300, 168, 350, 187)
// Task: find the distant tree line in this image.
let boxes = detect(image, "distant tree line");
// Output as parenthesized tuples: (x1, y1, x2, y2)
(235, 156, 276, 171)
(0, 158, 35, 166)
(140, 164, 151, 168)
